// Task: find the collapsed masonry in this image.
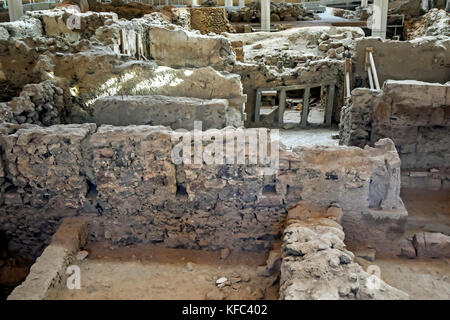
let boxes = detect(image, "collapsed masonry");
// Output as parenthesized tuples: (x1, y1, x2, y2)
(0, 4, 448, 300)
(228, 2, 318, 23)
(280, 202, 408, 300)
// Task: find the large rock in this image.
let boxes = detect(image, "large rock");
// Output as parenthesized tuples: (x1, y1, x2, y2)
(413, 232, 450, 258)
(149, 26, 236, 71)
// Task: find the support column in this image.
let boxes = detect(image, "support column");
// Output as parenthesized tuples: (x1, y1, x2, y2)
(225, 0, 233, 7)
(361, 0, 368, 7)
(371, 0, 388, 40)
(239, 0, 245, 8)
(7, 0, 23, 22)
(191, 0, 198, 6)
(260, 0, 270, 32)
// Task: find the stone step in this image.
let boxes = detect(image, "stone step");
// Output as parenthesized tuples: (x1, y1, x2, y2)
(92, 95, 243, 130)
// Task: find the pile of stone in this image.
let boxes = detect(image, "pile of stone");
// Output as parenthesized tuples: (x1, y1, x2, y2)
(190, 7, 236, 34)
(317, 31, 353, 60)
(200, 0, 218, 6)
(0, 81, 64, 126)
(89, 0, 173, 21)
(231, 40, 244, 62)
(404, 9, 450, 39)
(333, 8, 356, 20)
(280, 201, 409, 300)
(229, 2, 317, 23)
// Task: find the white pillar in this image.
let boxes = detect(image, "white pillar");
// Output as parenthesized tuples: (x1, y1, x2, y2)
(371, 0, 388, 40)
(421, 0, 430, 11)
(225, 0, 233, 7)
(239, 0, 245, 8)
(7, 0, 23, 22)
(191, 0, 198, 6)
(361, 0, 368, 7)
(261, 0, 270, 32)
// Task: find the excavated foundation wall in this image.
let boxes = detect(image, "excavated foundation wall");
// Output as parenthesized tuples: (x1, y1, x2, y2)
(340, 80, 450, 179)
(0, 10, 245, 130)
(353, 38, 450, 87)
(0, 122, 405, 259)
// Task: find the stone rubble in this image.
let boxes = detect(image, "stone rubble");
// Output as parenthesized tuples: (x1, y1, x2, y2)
(229, 2, 317, 23)
(280, 201, 409, 300)
(405, 9, 450, 39)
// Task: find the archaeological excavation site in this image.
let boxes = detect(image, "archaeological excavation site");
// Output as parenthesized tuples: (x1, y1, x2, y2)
(0, 0, 449, 304)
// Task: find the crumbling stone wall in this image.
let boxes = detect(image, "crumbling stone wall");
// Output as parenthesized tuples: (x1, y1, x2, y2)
(189, 7, 235, 35)
(340, 80, 450, 170)
(280, 202, 409, 300)
(92, 95, 242, 129)
(0, 122, 405, 259)
(353, 38, 450, 87)
(0, 81, 65, 126)
(229, 2, 317, 23)
(0, 10, 245, 128)
(405, 9, 450, 39)
(226, 26, 365, 125)
(149, 26, 236, 71)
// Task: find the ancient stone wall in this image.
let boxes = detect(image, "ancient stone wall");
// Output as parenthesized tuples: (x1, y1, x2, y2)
(280, 202, 409, 300)
(0, 123, 405, 259)
(340, 80, 450, 171)
(0, 10, 245, 129)
(189, 7, 235, 35)
(149, 26, 236, 71)
(92, 95, 242, 129)
(353, 38, 450, 87)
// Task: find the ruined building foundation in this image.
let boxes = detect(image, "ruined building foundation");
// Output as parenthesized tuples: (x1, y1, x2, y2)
(0, 1, 449, 302)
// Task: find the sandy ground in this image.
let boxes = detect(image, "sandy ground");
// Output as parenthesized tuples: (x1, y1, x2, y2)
(47, 243, 279, 300)
(357, 257, 450, 300)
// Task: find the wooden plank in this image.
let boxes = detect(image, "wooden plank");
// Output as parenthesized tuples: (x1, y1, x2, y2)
(256, 81, 335, 92)
(255, 89, 262, 124)
(300, 87, 311, 128)
(325, 84, 335, 126)
(261, 90, 278, 96)
(278, 88, 286, 125)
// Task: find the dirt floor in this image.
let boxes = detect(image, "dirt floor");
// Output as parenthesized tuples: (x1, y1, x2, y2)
(46, 243, 279, 300)
(353, 188, 450, 300)
(357, 256, 450, 300)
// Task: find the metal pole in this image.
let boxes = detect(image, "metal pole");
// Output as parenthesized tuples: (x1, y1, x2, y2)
(368, 67, 374, 90)
(368, 51, 380, 90)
